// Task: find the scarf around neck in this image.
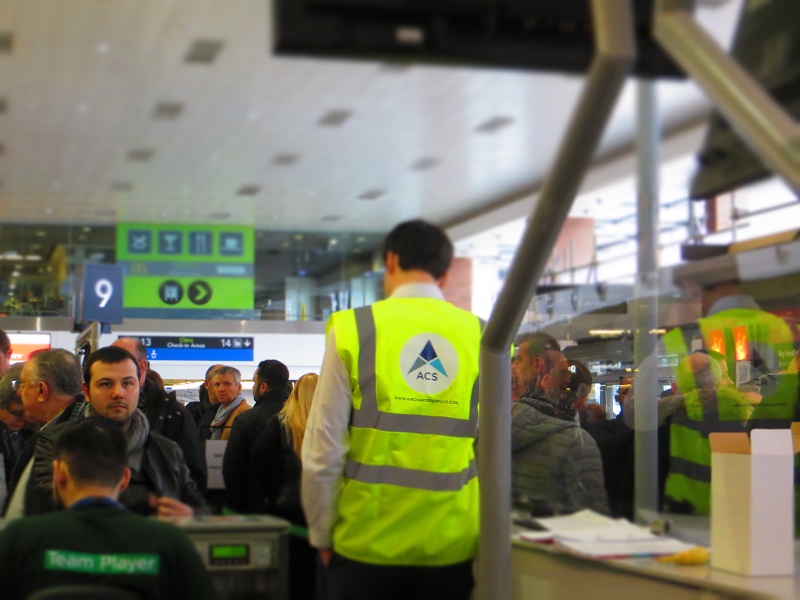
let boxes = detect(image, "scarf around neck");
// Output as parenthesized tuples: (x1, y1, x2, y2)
(84, 405, 150, 472)
(210, 394, 245, 440)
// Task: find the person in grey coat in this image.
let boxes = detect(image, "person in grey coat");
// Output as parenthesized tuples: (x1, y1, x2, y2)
(511, 350, 609, 516)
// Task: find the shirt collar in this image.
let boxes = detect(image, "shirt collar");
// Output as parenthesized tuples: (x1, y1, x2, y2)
(390, 283, 445, 300)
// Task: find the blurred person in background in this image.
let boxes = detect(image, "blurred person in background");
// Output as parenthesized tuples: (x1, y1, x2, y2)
(223, 359, 291, 513)
(253, 372, 319, 600)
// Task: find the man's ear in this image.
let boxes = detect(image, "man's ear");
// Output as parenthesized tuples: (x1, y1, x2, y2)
(53, 459, 69, 490)
(260, 382, 269, 394)
(117, 467, 131, 494)
(385, 251, 399, 275)
(82, 382, 90, 401)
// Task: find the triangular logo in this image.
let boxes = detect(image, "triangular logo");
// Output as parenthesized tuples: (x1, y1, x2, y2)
(407, 340, 448, 377)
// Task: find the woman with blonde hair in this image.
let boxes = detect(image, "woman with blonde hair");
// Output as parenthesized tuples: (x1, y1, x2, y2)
(252, 372, 319, 600)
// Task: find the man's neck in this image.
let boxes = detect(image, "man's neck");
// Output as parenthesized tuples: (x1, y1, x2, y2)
(386, 270, 439, 296)
(64, 487, 120, 508)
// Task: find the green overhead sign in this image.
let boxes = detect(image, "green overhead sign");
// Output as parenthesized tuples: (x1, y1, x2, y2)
(117, 223, 254, 318)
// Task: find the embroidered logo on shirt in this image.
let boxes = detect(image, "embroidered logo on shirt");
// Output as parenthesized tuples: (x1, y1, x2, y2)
(44, 550, 160, 576)
(400, 333, 458, 395)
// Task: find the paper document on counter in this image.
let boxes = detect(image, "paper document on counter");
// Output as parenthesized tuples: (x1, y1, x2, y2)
(517, 509, 698, 558)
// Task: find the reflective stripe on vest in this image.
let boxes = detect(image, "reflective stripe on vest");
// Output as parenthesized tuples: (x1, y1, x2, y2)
(344, 458, 477, 492)
(668, 456, 711, 483)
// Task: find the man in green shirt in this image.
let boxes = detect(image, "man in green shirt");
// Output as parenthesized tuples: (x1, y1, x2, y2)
(0, 417, 215, 599)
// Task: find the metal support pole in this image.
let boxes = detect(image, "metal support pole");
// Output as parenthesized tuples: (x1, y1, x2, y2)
(633, 80, 660, 523)
(654, 0, 800, 195)
(477, 2, 635, 597)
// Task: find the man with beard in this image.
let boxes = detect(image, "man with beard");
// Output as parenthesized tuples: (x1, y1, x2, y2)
(223, 359, 291, 513)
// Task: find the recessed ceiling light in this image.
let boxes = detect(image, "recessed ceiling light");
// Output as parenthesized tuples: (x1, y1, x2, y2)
(110, 181, 133, 192)
(355, 236, 366, 243)
(209, 211, 231, 219)
(237, 185, 261, 196)
(0, 32, 12, 54)
(281, 241, 291, 248)
(475, 116, 515, 134)
(358, 189, 385, 201)
(272, 154, 299, 166)
(35, 231, 46, 237)
(185, 40, 224, 64)
(410, 157, 440, 171)
(75, 103, 89, 114)
(293, 234, 303, 240)
(318, 109, 352, 127)
(321, 215, 342, 222)
(152, 102, 184, 120)
(96, 42, 110, 54)
(82, 226, 91, 232)
(128, 148, 155, 162)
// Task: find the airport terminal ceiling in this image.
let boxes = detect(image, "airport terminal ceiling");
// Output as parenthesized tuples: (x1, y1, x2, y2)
(0, 0, 742, 238)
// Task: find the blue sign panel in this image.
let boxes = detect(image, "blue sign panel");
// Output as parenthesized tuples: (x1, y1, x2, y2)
(81, 263, 124, 324)
(130, 336, 254, 362)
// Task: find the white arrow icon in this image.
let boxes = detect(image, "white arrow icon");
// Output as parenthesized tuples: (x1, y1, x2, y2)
(244, 340, 251, 347)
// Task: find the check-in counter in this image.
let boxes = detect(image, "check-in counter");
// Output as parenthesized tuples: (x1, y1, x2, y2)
(512, 536, 800, 600)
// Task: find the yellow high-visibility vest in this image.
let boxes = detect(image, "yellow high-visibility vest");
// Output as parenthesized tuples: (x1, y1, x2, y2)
(330, 297, 482, 566)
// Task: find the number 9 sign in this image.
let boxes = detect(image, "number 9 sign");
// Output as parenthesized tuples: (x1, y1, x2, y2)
(81, 263, 124, 324)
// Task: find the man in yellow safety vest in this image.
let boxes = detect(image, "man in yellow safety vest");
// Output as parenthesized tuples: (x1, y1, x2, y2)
(302, 219, 481, 600)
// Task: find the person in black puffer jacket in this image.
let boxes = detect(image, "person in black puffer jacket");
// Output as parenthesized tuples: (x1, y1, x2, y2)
(222, 359, 291, 513)
(252, 372, 319, 600)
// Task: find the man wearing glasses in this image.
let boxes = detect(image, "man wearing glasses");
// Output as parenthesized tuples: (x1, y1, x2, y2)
(3, 349, 85, 516)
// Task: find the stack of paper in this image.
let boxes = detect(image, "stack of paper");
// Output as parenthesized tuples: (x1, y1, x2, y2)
(517, 510, 697, 558)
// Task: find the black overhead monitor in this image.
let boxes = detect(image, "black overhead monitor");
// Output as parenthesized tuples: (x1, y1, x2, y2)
(272, 0, 684, 79)
(689, 0, 800, 200)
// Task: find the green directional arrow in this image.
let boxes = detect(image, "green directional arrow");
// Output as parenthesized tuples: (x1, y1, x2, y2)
(188, 281, 212, 306)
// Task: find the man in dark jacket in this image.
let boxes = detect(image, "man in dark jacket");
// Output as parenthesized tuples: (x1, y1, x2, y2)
(222, 359, 291, 513)
(112, 337, 206, 490)
(12, 346, 208, 518)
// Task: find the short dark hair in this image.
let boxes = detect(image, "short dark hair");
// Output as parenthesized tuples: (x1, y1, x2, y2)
(83, 346, 140, 387)
(54, 417, 128, 488)
(0, 330, 10, 354)
(517, 332, 561, 360)
(256, 359, 290, 389)
(0, 363, 23, 410)
(30, 349, 83, 396)
(383, 219, 453, 280)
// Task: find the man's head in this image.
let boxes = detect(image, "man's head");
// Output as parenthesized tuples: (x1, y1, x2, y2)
(516, 333, 561, 394)
(204, 363, 225, 405)
(211, 366, 242, 407)
(111, 337, 148, 387)
(675, 351, 722, 395)
(539, 350, 571, 394)
(253, 359, 290, 402)
(17, 349, 83, 427)
(83, 346, 141, 428)
(0, 330, 11, 376)
(567, 359, 593, 406)
(0, 363, 25, 431)
(52, 417, 130, 507)
(382, 220, 453, 295)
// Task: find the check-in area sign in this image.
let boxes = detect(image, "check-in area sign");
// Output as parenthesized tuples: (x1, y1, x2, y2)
(130, 335, 255, 362)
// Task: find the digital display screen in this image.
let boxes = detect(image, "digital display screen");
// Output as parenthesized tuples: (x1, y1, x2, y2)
(210, 544, 249, 560)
